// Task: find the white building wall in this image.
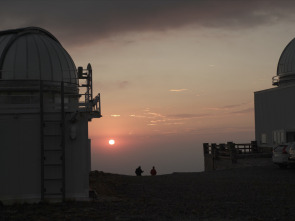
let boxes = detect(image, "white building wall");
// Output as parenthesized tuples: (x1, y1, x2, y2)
(0, 114, 41, 202)
(65, 114, 90, 198)
(0, 112, 91, 203)
(255, 84, 295, 147)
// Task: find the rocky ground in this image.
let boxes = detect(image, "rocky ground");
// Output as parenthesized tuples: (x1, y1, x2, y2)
(2, 158, 295, 220)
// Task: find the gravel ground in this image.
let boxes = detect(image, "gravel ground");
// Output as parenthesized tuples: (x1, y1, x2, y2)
(1, 159, 295, 220)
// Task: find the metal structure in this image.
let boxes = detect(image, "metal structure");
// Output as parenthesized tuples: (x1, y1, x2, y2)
(40, 81, 66, 201)
(0, 27, 101, 203)
(255, 38, 295, 147)
(77, 64, 101, 119)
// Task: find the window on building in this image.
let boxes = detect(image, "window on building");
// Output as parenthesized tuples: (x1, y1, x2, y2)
(261, 133, 267, 144)
(54, 95, 69, 104)
(280, 130, 285, 143)
(273, 130, 285, 144)
(273, 131, 277, 144)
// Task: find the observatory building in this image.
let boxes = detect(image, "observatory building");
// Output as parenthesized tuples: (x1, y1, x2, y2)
(255, 38, 295, 147)
(0, 27, 101, 203)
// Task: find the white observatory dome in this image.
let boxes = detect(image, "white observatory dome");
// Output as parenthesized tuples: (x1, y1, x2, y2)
(275, 38, 295, 86)
(0, 27, 77, 84)
(0, 27, 101, 203)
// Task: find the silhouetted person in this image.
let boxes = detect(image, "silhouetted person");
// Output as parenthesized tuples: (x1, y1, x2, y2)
(150, 166, 157, 176)
(135, 166, 143, 176)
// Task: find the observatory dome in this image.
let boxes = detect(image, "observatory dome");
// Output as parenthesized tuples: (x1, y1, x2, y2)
(0, 27, 77, 84)
(276, 38, 295, 86)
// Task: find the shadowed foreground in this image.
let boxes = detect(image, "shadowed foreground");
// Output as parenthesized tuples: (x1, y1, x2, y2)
(1, 160, 295, 220)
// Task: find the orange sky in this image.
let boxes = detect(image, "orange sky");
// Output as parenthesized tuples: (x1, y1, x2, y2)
(3, 0, 295, 174)
(81, 26, 284, 174)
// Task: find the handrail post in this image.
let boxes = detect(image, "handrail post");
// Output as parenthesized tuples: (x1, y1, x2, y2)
(251, 141, 258, 153)
(40, 80, 44, 201)
(203, 143, 209, 154)
(228, 142, 237, 163)
(211, 143, 217, 170)
(211, 143, 217, 158)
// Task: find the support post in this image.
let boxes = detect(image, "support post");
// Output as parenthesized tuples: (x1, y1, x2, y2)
(211, 143, 217, 170)
(212, 143, 219, 159)
(40, 80, 44, 201)
(61, 81, 66, 202)
(228, 142, 237, 163)
(203, 143, 209, 154)
(251, 141, 258, 153)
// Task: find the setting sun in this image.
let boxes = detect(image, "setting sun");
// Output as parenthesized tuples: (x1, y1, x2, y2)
(108, 139, 115, 145)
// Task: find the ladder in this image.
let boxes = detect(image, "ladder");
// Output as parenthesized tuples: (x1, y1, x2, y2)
(40, 81, 65, 201)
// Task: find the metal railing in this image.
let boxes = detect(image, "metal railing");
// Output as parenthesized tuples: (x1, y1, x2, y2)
(203, 141, 259, 159)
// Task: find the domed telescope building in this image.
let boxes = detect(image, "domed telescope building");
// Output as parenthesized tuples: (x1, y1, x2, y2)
(255, 38, 295, 146)
(0, 27, 101, 203)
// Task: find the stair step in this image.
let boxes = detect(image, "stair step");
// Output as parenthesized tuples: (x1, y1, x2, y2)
(44, 178, 63, 181)
(44, 193, 63, 196)
(44, 149, 62, 152)
(43, 134, 61, 136)
(44, 163, 62, 166)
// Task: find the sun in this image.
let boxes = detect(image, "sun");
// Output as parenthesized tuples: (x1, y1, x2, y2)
(108, 139, 115, 145)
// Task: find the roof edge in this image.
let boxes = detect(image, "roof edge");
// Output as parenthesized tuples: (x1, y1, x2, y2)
(277, 37, 295, 76)
(0, 27, 61, 45)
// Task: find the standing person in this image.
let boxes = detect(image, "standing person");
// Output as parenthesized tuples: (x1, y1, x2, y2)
(135, 166, 144, 176)
(150, 166, 157, 176)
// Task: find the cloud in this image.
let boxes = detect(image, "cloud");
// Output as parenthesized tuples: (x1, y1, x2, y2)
(118, 81, 130, 89)
(97, 80, 131, 91)
(231, 107, 254, 114)
(222, 104, 246, 109)
(169, 89, 188, 92)
(110, 114, 121, 117)
(207, 102, 250, 111)
(129, 114, 146, 118)
(184, 125, 254, 135)
(205, 102, 254, 115)
(147, 112, 165, 118)
(168, 113, 210, 119)
(165, 122, 184, 125)
(1, 1, 295, 46)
